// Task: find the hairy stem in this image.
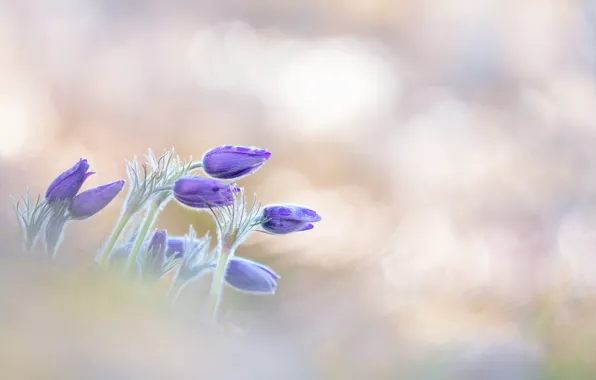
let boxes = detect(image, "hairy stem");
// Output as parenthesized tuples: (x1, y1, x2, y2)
(124, 203, 159, 274)
(46, 221, 67, 259)
(99, 212, 132, 267)
(188, 162, 203, 171)
(207, 244, 235, 322)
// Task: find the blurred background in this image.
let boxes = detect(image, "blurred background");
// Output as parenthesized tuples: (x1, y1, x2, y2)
(1, 0, 596, 378)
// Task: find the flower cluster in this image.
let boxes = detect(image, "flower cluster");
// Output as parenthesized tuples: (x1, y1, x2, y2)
(12, 145, 321, 322)
(14, 159, 125, 255)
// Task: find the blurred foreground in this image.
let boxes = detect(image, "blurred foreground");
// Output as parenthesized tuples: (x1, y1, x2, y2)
(0, 243, 596, 379)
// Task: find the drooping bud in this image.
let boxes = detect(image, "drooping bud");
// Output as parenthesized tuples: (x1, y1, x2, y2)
(173, 176, 239, 209)
(45, 159, 94, 203)
(224, 257, 280, 294)
(202, 145, 271, 180)
(69, 180, 125, 220)
(165, 235, 280, 294)
(261, 205, 321, 234)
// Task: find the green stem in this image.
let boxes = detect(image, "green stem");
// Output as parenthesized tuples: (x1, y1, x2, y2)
(188, 162, 203, 171)
(124, 203, 159, 274)
(208, 244, 235, 322)
(99, 212, 132, 267)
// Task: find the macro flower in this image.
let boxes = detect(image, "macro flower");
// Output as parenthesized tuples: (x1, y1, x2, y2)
(69, 180, 125, 219)
(224, 257, 280, 294)
(261, 205, 321, 234)
(45, 159, 95, 203)
(173, 176, 239, 209)
(202, 145, 271, 179)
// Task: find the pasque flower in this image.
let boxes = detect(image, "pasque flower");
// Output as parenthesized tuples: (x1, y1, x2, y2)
(69, 180, 125, 219)
(142, 229, 168, 277)
(173, 176, 239, 209)
(261, 205, 321, 234)
(46, 159, 95, 203)
(165, 236, 279, 294)
(202, 145, 271, 179)
(224, 257, 280, 294)
(13, 146, 322, 322)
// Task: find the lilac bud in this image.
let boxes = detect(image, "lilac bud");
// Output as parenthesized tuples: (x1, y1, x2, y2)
(165, 236, 185, 259)
(173, 176, 239, 209)
(69, 180, 125, 219)
(224, 257, 280, 294)
(46, 159, 95, 203)
(202, 145, 271, 179)
(144, 229, 167, 276)
(261, 205, 321, 234)
(147, 229, 167, 259)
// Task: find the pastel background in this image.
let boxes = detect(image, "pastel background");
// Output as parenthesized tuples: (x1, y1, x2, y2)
(1, 0, 595, 378)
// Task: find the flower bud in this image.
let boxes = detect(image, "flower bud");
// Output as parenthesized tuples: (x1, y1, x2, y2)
(261, 205, 321, 234)
(144, 229, 168, 277)
(224, 257, 280, 294)
(147, 229, 167, 260)
(165, 236, 185, 259)
(202, 145, 271, 179)
(45, 159, 95, 203)
(69, 180, 125, 219)
(173, 176, 239, 209)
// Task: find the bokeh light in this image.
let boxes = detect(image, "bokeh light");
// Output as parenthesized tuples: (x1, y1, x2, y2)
(1, 0, 596, 378)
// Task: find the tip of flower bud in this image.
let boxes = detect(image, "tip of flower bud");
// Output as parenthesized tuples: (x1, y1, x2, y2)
(298, 223, 314, 232)
(252, 148, 271, 160)
(68, 179, 126, 219)
(261, 204, 321, 234)
(201, 145, 272, 180)
(46, 158, 94, 203)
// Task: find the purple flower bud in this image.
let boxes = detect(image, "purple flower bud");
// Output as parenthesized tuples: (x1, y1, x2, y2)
(165, 236, 185, 259)
(145, 229, 167, 274)
(224, 257, 280, 294)
(202, 145, 271, 179)
(46, 159, 95, 203)
(148, 229, 167, 258)
(69, 180, 125, 219)
(173, 176, 239, 209)
(261, 205, 321, 234)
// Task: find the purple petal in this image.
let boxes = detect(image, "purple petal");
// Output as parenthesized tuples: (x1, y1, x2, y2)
(262, 205, 322, 223)
(148, 229, 167, 253)
(165, 237, 186, 258)
(173, 176, 236, 209)
(202, 145, 271, 180)
(262, 219, 312, 234)
(46, 158, 92, 202)
(69, 180, 125, 219)
(224, 257, 279, 294)
(297, 223, 314, 232)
